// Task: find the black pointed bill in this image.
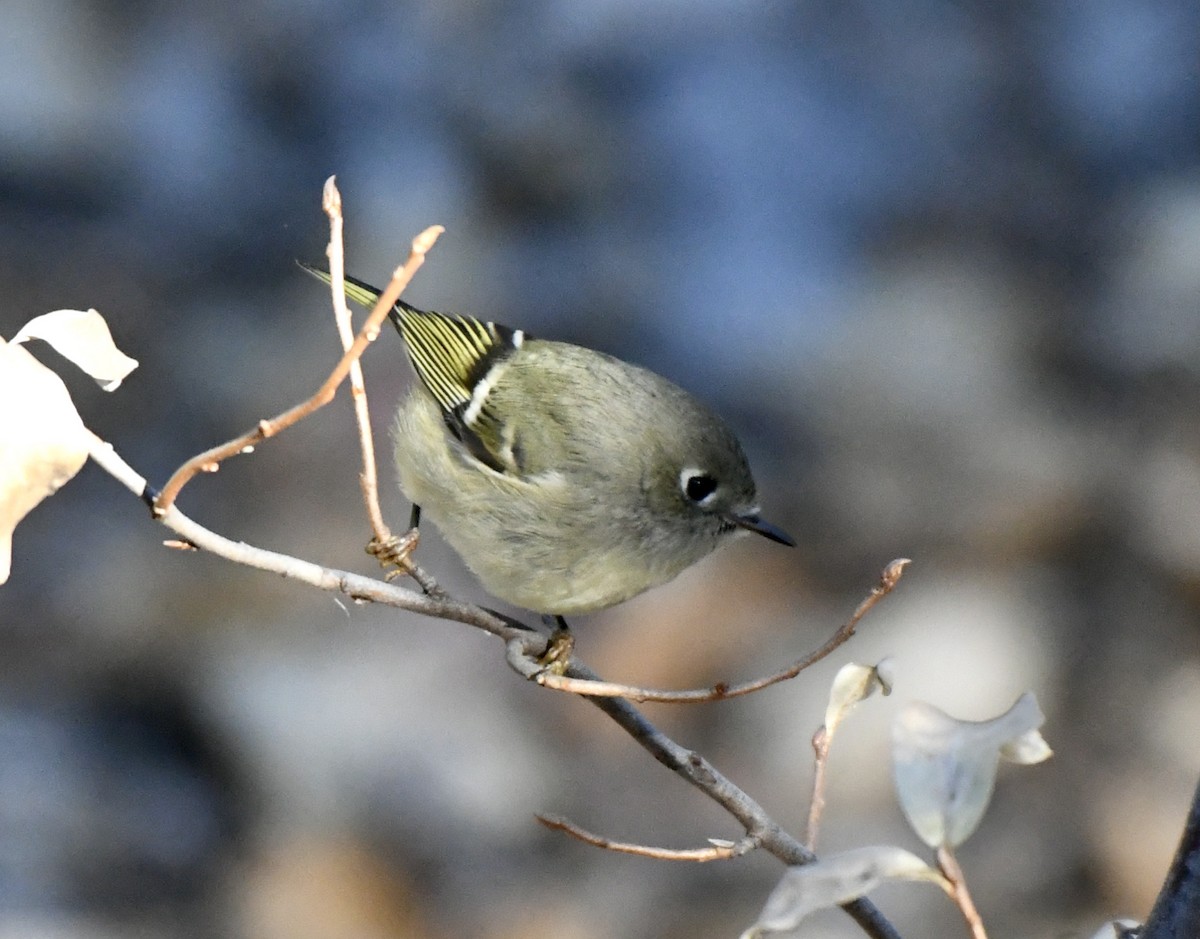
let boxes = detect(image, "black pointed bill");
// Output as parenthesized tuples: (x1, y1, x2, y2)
(727, 511, 796, 547)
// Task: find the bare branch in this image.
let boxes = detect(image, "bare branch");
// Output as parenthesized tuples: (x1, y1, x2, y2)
(937, 845, 989, 939)
(315, 181, 441, 595)
(88, 425, 901, 939)
(807, 726, 831, 850)
(527, 559, 911, 703)
(76, 206, 905, 939)
(571, 660, 902, 939)
(152, 222, 444, 514)
(86, 429, 529, 644)
(536, 815, 759, 861)
(320, 176, 389, 544)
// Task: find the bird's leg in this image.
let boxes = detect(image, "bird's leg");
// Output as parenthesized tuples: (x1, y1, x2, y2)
(367, 503, 422, 581)
(537, 614, 574, 673)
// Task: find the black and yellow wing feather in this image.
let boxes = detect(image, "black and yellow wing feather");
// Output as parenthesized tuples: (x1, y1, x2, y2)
(298, 262, 523, 474)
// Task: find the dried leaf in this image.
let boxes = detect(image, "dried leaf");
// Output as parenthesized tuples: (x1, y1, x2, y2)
(999, 727, 1054, 764)
(0, 339, 89, 582)
(742, 846, 947, 937)
(892, 692, 1051, 848)
(12, 308, 138, 390)
(824, 659, 895, 736)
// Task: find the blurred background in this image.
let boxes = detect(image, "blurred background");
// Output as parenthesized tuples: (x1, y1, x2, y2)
(2, 0, 1200, 936)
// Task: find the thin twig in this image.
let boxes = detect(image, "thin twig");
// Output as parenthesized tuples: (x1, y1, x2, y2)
(527, 559, 911, 702)
(316, 185, 443, 596)
(536, 815, 759, 861)
(153, 223, 444, 514)
(571, 660, 902, 939)
(937, 845, 988, 939)
(87, 429, 530, 644)
(806, 726, 831, 850)
(321, 177, 389, 543)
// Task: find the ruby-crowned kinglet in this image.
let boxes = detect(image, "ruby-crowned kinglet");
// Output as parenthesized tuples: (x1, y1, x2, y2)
(301, 263, 794, 616)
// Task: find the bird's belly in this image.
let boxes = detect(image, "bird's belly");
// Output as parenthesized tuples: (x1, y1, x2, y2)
(393, 392, 708, 614)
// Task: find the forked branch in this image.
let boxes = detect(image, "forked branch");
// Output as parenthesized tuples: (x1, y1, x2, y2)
(80, 183, 905, 939)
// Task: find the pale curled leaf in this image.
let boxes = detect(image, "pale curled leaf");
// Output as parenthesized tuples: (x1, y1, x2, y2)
(823, 658, 895, 736)
(12, 309, 138, 390)
(0, 340, 89, 582)
(742, 846, 947, 937)
(999, 727, 1053, 764)
(892, 692, 1051, 849)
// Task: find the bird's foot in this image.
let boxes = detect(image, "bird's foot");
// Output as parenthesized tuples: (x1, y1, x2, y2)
(536, 616, 574, 675)
(367, 529, 420, 581)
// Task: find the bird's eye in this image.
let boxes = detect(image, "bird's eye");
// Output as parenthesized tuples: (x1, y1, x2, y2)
(681, 470, 719, 505)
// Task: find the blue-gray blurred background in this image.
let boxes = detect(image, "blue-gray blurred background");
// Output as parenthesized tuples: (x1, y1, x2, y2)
(3, 1, 1200, 936)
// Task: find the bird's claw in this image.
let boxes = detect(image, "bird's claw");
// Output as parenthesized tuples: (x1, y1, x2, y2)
(367, 529, 420, 580)
(536, 627, 575, 676)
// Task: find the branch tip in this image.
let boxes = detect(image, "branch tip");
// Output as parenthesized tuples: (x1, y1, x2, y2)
(537, 813, 754, 862)
(881, 558, 912, 589)
(411, 225, 445, 257)
(322, 176, 342, 216)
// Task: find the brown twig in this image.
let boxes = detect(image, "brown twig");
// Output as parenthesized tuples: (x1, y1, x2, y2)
(806, 726, 831, 850)
(88, 429, 531, 645)
(937, 844, 988, 939)
(568, 659, 902, 939)
(536, 815, 759, 861)
(314, 181, 443, 597)
(525, 559, 911, 702)
(152, 222, 444, 514)
(320, 177, 389, 543)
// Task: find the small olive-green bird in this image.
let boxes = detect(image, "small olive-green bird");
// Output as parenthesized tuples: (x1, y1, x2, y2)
(302, 263, 793, 617)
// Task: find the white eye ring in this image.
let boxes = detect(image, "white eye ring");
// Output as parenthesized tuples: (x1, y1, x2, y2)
(680, 467, 719, 506)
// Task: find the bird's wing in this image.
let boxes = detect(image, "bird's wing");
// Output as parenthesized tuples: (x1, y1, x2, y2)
(297, 261, 524, 475)
(398, 306, 525, 475)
